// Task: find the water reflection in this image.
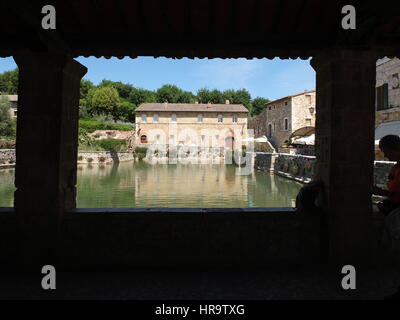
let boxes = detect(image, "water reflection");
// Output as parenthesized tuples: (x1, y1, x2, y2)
(0, 163, 302, 208)
(76, 162, 302, 208)
(0, 168, 15, 207)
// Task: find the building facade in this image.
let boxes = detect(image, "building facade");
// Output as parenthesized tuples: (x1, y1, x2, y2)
(134, 102, 248, 150)
(375, 57, 400, 126)
(248, 90, 316, 150)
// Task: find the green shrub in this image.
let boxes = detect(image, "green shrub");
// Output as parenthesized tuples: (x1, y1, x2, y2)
(98, 138, 127, 152)
(135, 146, 148, 154)
(78, 155, 83, 161)
(137, 153, 146, 160)
(87, 158, 93, 163)
(79, 119, 106, 133)
(99, 156, 106, 162)
(105, 123, 132, 131)
(79, 119, 132, 133)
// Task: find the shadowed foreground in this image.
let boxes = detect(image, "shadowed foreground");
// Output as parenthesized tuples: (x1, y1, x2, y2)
(1, 265, 399, 300)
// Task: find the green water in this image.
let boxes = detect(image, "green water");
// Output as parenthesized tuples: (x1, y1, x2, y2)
(0, 162, 302, 208)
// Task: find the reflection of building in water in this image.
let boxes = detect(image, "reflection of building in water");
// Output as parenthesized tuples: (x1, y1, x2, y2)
(134, 164, 248, 206)
(74, 162, 302, 208)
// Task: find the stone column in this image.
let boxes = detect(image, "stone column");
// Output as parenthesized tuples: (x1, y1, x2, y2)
(310, 50, 377, 265)
(14, 53, 87, 269)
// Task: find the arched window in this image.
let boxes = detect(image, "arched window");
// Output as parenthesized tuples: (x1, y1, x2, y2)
(218, 114, 223, 123)
(268, 123, 273, 138)
(140, 135, 148, 143)
(232, 114, 237, 123)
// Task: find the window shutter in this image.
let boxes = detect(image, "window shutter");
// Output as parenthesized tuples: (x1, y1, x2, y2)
(376, 86, 383, 111)
(383, 83, 389, 109)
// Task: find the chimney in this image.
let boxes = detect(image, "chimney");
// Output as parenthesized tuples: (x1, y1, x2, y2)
(225, 100, 230, 104)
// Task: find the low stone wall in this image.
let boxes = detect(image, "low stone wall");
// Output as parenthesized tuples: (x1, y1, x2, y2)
(0, 149, 15, 168)
(253, 152, 277, 172)
(254, 152, 315, 183)
(274, 154, 316, 183)
(77, 151, 135, 164)
(279, 145, 315, 156)
(254, 153, 396, 186)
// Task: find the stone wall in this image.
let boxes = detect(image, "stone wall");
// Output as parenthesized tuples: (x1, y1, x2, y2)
(274, 154, 316, 183)
(254, 153, 396, 187)
(265, 98, 292, 148)
(248, 110, 268, 137)
(279, 145, 315, 156)
(376, 57, 400, 113)
(247, 91, 316, 151)
(0, 150, 135, 168)
(0, 149, 15, 168)
(254, 152, 316, 183)
(291, 92, 316, 132)
(77, 151, 134, 164)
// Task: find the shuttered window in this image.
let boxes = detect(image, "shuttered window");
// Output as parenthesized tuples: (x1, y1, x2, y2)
(377, 83, 389, 111)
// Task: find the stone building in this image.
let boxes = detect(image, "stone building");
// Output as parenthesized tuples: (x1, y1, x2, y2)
(374, 58, 400, 159)
(248, 90, 316, 150)
(375, 57, 400, 126)
(134, 102, 248, 150)
(2, 1, 400, 291)
(0, 94, 17, 118)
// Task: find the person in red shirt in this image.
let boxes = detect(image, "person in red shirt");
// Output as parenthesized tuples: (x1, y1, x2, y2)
(373, 135, 400, 216)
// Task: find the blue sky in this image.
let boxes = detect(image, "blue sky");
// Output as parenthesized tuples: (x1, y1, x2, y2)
(0, 56, 315, 101)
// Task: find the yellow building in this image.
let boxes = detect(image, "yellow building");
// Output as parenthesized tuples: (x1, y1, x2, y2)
(134, 102, 249, 150)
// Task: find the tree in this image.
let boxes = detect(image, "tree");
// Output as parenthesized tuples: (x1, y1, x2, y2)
(209, 89, 224, 104)
(0, 96, 14, 137)
(129, 87, 156, 106)
(197, 88, 212, 103)
(178, 91, 196, 103)
(197, 88, 225, 104)
(79, 79, 95, 118)
(251, 97, 270, 116)
(99, 79, 133, 100)
(232, 89, 252, 107)
(0, 69, 19, 94)
(222, 89, 235, 104)
(114, 101, 136, 122)
(87, 87, 120, 117)
(80, 79, 94, 100)
(156, 84, 183, 103)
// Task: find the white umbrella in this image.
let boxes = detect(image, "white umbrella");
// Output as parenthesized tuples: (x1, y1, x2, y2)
(241, 137, 256, 142)
(255, 136, 269, 142)
(292, 134, 315, 145)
